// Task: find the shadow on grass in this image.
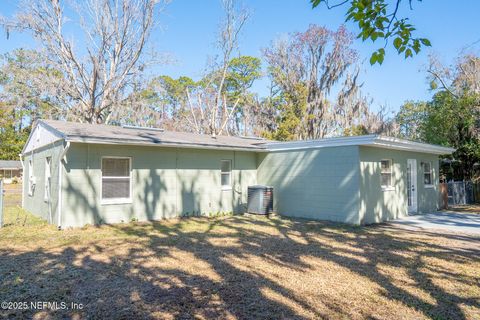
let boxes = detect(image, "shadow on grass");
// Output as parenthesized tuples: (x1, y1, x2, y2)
(1, 215, 479, 319)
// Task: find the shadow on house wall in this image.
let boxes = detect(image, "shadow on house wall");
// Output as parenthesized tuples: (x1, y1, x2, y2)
(62, 144, 255, 226)
(359, 147, 440, 224)
(257, 146, 361, 223)
(359, 157, 408, 224)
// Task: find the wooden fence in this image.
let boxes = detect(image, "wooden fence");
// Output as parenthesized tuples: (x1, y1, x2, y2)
(439, 183, 448, 209)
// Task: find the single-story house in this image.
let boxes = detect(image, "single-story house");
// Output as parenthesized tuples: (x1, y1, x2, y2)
(0, 160, 23, 184)
(21, 120, 454, 228)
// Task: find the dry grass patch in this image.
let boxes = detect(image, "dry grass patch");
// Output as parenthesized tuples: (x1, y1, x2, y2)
(448, 205, 480, 214)
(0, 209, 479, 319)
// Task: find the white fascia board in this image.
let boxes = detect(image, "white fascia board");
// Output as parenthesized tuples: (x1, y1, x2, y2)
(264, 135, 455, 155)
(66, 137, 267, 152)
(21, 120, 65, 155)
(264, 135, 377, 152)
(373, 136, 455, 155)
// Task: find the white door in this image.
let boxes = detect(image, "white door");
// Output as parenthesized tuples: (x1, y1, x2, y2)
(407, 159, 418, 213)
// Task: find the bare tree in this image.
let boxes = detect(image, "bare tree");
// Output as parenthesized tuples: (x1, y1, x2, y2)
(0, 49, 67, 121)
(185, 0, 249, 137)
(365, 105, 399, 136)
(264, 25, 361, 139)
(2, 0, 165, 123)
(335, 68, 370, 133)
(428, 53, 480, 97)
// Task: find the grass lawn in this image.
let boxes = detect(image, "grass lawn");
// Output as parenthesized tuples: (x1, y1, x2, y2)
(448, 205, 480, 214)
(0, 207, 479, 320)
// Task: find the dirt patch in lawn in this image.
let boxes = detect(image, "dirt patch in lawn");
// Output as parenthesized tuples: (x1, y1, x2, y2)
(1, 210, 479, 319)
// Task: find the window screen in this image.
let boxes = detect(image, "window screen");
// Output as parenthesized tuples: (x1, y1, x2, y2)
(381, 159, 392, 187)
(102, 158, 131, 200)
(221, 160, 232, 188)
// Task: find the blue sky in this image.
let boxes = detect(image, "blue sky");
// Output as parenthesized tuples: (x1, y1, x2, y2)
(1, 0, 480, 113)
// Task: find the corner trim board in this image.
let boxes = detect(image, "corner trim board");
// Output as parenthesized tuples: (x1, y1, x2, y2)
(57, 141, 70, 229)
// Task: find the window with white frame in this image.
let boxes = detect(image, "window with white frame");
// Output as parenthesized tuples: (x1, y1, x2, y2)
(381, 159, 393, 188)
(101, 157, 131, 202)
(423, 161, 433, 186)
(44, 157, 52, 201)
(221, 160, 232, 190)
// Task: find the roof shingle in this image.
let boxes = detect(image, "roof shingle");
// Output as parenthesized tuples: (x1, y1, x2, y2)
(0, 160, 22, 169)
(40, 120, 268, 151)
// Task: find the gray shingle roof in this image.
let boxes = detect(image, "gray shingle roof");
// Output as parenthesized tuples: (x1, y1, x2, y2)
(35, 120, 454, 155)
(0, 160, 22, 169)
(40, 120, 269, 151)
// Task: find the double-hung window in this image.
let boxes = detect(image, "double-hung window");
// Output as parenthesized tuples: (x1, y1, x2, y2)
(221, 160, 232, 190)
(423, 162, 433, 187)
(101, 157, 132, 203)
(381, 159, 393, 189)
(44, 157, 51, 202)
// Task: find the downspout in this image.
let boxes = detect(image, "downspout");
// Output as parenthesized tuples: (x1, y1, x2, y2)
(19, 153, 24, 208)
(57, 141, 70, 229)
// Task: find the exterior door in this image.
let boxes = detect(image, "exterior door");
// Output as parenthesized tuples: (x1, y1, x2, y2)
(407, 159, 418, 213)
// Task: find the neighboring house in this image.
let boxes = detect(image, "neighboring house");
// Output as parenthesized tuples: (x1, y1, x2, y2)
(21, 120, 454, 228)
(0, 160, 23, 184)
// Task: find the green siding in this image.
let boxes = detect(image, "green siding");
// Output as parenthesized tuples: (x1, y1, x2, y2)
(358, 146, 439, 224)
(23, 141, 64, 225)
(61, 143, 257, 227)
(257, 146, 361, 224)
(23, 140, 443, 228)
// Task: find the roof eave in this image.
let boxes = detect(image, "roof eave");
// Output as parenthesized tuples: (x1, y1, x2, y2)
(66, 137, 268, 152)
(21, 120, 66, 155)
(263, 135, 455, 155)
(20, 120, 40, 155)
(372, 137, 455, 155)
(264, 135, 377, 152)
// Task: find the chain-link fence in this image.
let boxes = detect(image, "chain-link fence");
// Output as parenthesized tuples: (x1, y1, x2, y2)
(0, 180, 3, 227)
(439, 181, 480, 208)
(2, 182, 22, 206)
(0, 181, 23, 227)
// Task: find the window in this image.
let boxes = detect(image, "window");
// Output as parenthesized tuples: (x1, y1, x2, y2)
(423, 162, 433, 186)
(44, 157, 51, 202)
(381, 159, 393, 188)
(28, 160, 35, 196)
(101, 157, 132, 203)
(221, 160, 232, 190)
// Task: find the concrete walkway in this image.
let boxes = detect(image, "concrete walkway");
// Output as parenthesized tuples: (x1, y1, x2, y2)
(389, 211, 480, 236)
